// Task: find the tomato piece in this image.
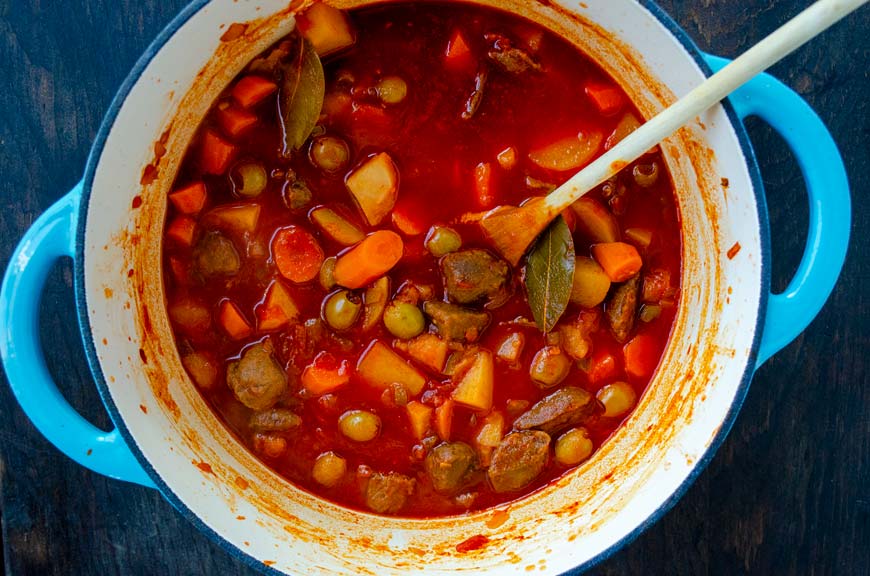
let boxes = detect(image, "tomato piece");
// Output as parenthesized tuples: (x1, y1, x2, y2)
(623, 333, 660, 380)
(302, 351, 351, 395)
(584, 83, 625, 116)
(586, 349, 619, 385)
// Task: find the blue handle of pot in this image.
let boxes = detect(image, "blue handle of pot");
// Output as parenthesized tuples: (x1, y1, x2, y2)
(704, 54, 851, 369)
(0, 182, 154, 488)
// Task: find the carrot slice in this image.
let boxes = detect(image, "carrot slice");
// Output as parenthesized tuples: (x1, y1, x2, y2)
(166, 216, 197, 247)
(333, 230, 403, 289)
(218, 300, 253, 340)
(391, 202, 427, 236)
(584, 83, 625, 116)
(445, 29, 472, 69)
(216, 105, 258, 138)
(231, 76, 278, 108)
(591, 242, 643, 282)
(474, 162, 494, 209)
(302, 351, 351, 395)
(623, 333, 660, 380)
(199, 130, 236, 175)
(435, 399, 454, 441)
(256, 280, 300, 331)
(272, 226, 324, 284)
(169, 182, 207, 215)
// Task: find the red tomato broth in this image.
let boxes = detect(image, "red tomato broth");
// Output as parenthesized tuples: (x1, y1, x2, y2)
(162, 2, 680, 517)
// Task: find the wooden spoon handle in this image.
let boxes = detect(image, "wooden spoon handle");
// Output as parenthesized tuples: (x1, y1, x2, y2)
(543, 0, 867, 214)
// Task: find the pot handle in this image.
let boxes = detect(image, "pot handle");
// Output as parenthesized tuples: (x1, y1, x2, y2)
(0, 182, 155, 488)
(703, 54, 850, 368)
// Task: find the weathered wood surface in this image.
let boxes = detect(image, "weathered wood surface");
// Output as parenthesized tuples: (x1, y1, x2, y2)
(0, 1, 867, 574)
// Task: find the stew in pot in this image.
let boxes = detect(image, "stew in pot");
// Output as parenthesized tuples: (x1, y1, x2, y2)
(162, 2, 681, 517)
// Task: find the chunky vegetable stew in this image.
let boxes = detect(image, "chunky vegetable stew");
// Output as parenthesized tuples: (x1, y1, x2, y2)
(163, 2, 681, 517)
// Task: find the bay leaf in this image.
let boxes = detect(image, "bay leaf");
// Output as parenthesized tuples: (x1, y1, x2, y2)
(525, 216, 575, 333)
(279, 35, 325, 157)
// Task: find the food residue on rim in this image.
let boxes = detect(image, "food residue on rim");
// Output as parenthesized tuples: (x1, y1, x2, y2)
(235, 476, 250, 490)
(139, 162, 158, 186)
(194, 461, 214, 474)
(721, 177, 730, 188)
(486, 508, 510, 529)
(139, 348, 148, 364)
(456, 534, 490, 553)
(139, 404, 148, 414)
(221, 22, 248, 42)
(726, 241, 741, 260)
(103, 287, 113, 299)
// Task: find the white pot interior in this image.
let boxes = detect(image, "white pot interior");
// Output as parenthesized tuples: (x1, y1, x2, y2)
(81, 0, 763, 573)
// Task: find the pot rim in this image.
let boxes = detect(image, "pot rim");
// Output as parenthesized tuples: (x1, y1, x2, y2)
(73, 1, 771, 574)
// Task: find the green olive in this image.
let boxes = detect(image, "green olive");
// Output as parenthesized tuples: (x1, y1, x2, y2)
(424, 226, 462, 257)
(376, 76, 408, 105)
(232, 162, 268, 197)
(383, 301, 425, 339)
(312, 451, 347, 487)
(632, 162, 659, 188)
(529, 346, 571, 388)
(323, 290, 361, 331)
(339, 410, 381, 442)
(554, 427, 594, 466)
(596, 381, 638, 418)
(310, 135, 350, 173)
(319, 256, 337, 291)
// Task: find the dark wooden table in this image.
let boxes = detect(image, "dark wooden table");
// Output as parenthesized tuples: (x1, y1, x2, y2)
(1, 1, 867, 574)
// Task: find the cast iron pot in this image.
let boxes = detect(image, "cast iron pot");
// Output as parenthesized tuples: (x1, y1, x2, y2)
(0, 0, 851, 574)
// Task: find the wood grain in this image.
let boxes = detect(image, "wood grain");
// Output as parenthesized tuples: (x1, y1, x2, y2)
(0, 1, 867, 574)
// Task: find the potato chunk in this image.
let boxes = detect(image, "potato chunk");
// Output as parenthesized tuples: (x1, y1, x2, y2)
(356, 340, 426, 395)
(297, 3, 356, 57)
(451, 349, 494, 411)
(346, 152, 398, 226)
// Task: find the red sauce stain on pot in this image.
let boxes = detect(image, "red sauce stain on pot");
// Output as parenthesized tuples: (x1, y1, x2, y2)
(486, 508, 510, 529)
(221, 22, 249, 42)
(139, 404, 148, 414)
(194, 461, 214, 474)
(235, 476, 250, 490)
(727, 241, 741, 260)
(456, 534, 490, 553)
(103, 287, 113, 299)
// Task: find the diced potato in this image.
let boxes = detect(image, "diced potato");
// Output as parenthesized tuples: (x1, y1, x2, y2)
(406, 401, 433, 440)
(570, 197, 619, 243)
(475, 411, 505, 466)
(205, 203, 261, 233)
(496, 146, 518, 170)
(496, 332, 525, 364)
(218, 300, 253, 340)
(310, 206, 364, 246)
(451, 349, 494, 412)
(605, 112, 641, 151)
(169, 299, 211, 336)
(361, 276, 390, 332)
(528, 131, 603, 171)
(297, 3, 356, 56)
(625, 227, 653, 249)
(346, 152, 398, 226)
(356, 340, 426, 395)
(257, 280, 300, 331)
(570, 256, 612, 308)
(435, 399, 454, 441)
(181, 352, 218, 389)
(394, 333, 449, 373)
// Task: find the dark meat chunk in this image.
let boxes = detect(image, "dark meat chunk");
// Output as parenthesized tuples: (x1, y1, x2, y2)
(249, 408, 301, 432)
(226, 343, 287, 410)
(440, 249, 509, 305)
(462, 68, 488, 120)
(195, 232, 240, 277)
(425, 442, 478, 494)
(513, 387, 601, 435)
(607, 275, 640, 343)
(423, 301, 491, 342)
(365, 472, 416, 514)
(485, 34, 541, 74)
(487, 431, 550, 493)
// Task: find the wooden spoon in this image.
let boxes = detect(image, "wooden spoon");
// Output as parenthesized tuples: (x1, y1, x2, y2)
(480, 0, 867, 265)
